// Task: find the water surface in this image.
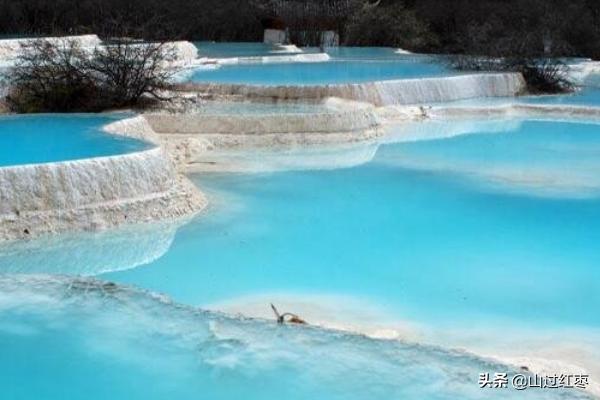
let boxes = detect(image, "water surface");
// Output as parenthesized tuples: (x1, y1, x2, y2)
(1, 117, 599, 398)
(0, 114, 151, 167)
(195, 41, 302, 58)
(0, 275, 591, 400)
(187, 59, 449, 85)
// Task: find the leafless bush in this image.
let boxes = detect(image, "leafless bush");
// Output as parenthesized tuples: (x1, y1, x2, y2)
(7, 40, 97, 112)
(87, 38, 175, 107)
(517, 58, 574, 94)
(446, 54, 573, 94)
(6, 37, 176, 113)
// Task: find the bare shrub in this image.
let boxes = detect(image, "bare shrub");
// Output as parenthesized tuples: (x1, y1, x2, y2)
(7, 40, 97, 113)
(518, 59, 574, 94)
(446, 54, 573, 94)
(6, 37, 175, 113)
(87, 38, 175, 108)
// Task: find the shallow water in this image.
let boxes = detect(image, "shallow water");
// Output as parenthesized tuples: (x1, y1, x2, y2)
(444, 72, 600, 108)
(194, 41, 303, 58)
(1, 116, 599, 398)
(524, 87, 600, 107)
(0, 114, 150, 167)
(193, 42, 416, 60)
(187, 59, 449, 85)
(0, 275, 592, 400)
(84, 119, 600, 326)
(3, 120, 600, 347)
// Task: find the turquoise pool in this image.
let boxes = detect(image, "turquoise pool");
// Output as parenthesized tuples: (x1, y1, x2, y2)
(524, 87, 600, 106)
(194, 42, 414, 60)
(0, 115, 150, 167)
(1, 117, 599, 398)
(195, 41, 303, 58)
(442, 86, 600, 108)
(186, 58, 449, 85)
(90, 118, 600, 318)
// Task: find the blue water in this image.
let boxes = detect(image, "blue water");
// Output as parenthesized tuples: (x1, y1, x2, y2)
(87, 119, 599, 330)
(195, 41, 304, 58)
(1, 275, 587, 400)
(188, 43, 447, 85)
(445, 71, 600, 107)
(0, 115, 151, 167)
(325, 47, 420, 60)
(524, 87, 600, 106)
(442, 86, 600, 108)
(2, 118, 599, 326)
(1, 117, 599, 399)
(187, 59, 449, 85)
(194, 42, 410, 60)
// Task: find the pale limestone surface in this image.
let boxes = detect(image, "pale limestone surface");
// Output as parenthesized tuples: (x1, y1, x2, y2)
(426, 103, 600, 121)
(0, 217, 186, 275)
(137, 98, 382, 171)
(0, 37, 199, 102)
(184, 142, 380, 173)
(216, 53, 329, 65)
(100, 97, 384, 173)
(0, 135, 205, 242)
(569, 60, 600, 85)
(166, 41, 199, 63)
(0, 36, 197, 66)
(0, 35, 102, 62)
(177, 73, 526, 106)
(174, 53, 330, 82)
(147, 109, 378, 135)
(271, 44, 303, 54)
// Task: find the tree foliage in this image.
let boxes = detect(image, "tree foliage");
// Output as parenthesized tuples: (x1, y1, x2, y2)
(1, 1, 598, 60)
(345, 3, 435, 48)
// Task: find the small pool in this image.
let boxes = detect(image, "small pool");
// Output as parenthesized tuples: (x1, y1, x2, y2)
(195, 41, 303, 58)
(0, 115, 151, 167)
(444, 71, 600, 108)
(186, 58, 450, 85)
(194, 42, 423, 61)
(523, 86, 600, 107)
(324, 46, 417, 60)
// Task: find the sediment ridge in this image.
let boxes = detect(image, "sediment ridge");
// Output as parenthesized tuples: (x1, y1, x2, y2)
(0, 135, 205, 242)
(176, 73, 526, 106)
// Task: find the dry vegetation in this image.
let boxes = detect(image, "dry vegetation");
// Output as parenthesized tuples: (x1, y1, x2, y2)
(6, 29, 176, 113)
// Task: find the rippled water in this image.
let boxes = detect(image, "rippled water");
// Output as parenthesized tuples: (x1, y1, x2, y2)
(0, 115, 600, 399)
(1, 116, 599, 398)
(0, 275, 591, 400)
